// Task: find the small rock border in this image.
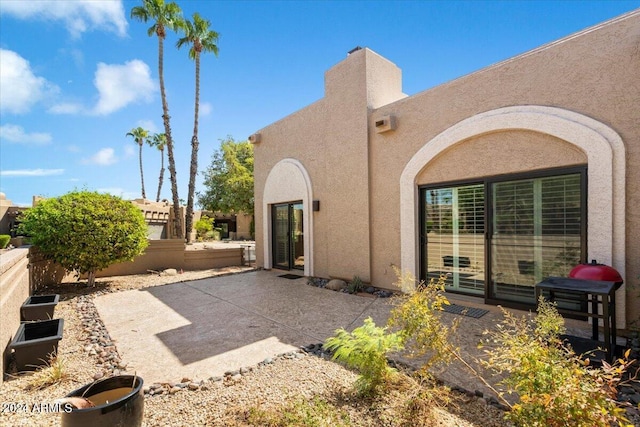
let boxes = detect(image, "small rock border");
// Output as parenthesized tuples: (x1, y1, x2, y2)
(306, 277, 394, 298)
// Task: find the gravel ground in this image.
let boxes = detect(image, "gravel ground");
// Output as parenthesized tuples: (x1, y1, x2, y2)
(0, 267, 511, 426)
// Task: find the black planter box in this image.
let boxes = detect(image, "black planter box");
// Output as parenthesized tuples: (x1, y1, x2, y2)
(21, 294, 60, 322)
(9, 319, 64, 371)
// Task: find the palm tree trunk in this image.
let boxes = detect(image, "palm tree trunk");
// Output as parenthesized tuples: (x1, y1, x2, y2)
(185, 54, 200, 244)
(156, 149, 165, 202)
(139, 142, 146, 199)
(158, 35, 183, 239)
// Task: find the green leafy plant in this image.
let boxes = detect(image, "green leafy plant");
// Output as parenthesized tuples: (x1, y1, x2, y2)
(324, 317, 404, 396)
(18, 191, 148, 286)
(346, 275, 363, 294)
(0, 234, 10, 249)
(194, 217, 214, 241)
(483, 297, 633, 427)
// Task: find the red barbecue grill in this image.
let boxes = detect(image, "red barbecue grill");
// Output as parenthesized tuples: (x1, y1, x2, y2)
(569, 259, 624, 290)
(535, 259, 623, 362)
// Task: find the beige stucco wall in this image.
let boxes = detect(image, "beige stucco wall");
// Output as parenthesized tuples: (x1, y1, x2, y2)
(254, 48, 405, 281)
(416, 130, 587, 185)
(0, 248, 30, 383)
(253, 11, 640, 325)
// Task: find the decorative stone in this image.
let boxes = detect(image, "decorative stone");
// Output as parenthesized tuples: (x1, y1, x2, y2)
(366, 286, 375, 293)
(326, 279, 347, 291)
(163, 268, 178, 276)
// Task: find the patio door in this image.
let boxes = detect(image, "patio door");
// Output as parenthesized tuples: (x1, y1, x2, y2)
(272, 202, 304, 270)
(489, 173, 583, 304)
(421, 184, 485, 295)
(420, 167, 585, 307)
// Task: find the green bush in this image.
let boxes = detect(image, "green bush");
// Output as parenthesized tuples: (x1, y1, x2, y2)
(483, 297, 633, 427)
(0, 234, 10, 249)
(18, 191, 148, 286)
(194, 218, 214, 241)
(324, 317, 404, 396)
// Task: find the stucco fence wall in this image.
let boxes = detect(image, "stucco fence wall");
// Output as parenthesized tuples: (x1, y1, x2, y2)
(0, 248, 30, 384)
(30, 240, 244, 283)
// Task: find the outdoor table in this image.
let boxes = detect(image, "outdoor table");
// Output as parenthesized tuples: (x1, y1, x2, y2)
(535, 277, 616, 362)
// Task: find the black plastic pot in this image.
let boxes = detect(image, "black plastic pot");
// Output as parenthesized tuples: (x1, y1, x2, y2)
(9, 318, 64, 371)
(20, 294, 60, 321)
(61, 375, 144, 427)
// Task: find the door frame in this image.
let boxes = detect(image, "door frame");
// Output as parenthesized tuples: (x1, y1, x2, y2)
(419, 165, 587, 309)
(271, 201, 304, 271)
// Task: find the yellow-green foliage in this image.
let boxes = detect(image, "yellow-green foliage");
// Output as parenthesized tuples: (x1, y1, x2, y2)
(194, 217, 214, 241)
(324, 317, 404, 396)
(243, 396, 351, 427)
(387, 268, 453, 372)
(484, 297, 632, 427)
(0, 234, 10, 249)
(26, 352, 70, 390)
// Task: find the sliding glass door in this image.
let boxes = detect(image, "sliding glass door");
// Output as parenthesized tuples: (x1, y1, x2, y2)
(420, 168, 584, 306)
(272, 202, 304, 270)
(490, 174, 582, 303)
(422, 184, 485, 295)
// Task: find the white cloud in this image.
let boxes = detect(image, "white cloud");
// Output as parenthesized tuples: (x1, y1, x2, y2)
(200, 102, 212, 116)
(0, 49, 59, 114)
(83, 147, 117, 165)
(0, 124, 52, 144)
(48, 102, 84, 115)
(92, 60, 155, 115)
(67, 145, 81, 153)
(1, 168, 64, 177)
(0, 0, 128, 38)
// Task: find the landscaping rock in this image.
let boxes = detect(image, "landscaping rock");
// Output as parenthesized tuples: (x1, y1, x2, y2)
(162, 268, 178, 276)
(326, 279, 347, 291)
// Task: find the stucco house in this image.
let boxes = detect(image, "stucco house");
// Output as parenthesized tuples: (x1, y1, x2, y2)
(252, 10, 639, 328)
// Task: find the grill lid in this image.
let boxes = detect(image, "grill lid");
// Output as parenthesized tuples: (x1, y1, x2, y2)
(568, 259, 624, 290)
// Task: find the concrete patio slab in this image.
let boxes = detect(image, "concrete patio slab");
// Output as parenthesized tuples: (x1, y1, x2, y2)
(93, 269, 603, 397)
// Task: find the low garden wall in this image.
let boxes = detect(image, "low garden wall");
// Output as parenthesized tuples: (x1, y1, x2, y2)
(30, 239, 244, 284)
(0, 248, 30, 384)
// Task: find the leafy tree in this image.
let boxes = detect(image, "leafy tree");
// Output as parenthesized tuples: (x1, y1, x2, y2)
(148, 132, 167, 202)
(131, 0, 184, 238)
(18, 191, 149, 286)
(126, 126, 150, 199)
(198, 137, 254, 215)
(177, 12, 219, 243)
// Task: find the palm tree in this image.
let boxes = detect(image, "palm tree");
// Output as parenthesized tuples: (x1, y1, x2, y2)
(126, 127, 150, 199)
(131, 0, 184, 238)
(149, 132, 167, 202)
(177, 13, 219, 243)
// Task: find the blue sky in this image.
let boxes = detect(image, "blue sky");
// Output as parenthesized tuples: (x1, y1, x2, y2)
(1, 0, 638, 207)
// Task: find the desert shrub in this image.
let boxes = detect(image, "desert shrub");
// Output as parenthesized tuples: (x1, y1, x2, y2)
(387, 268, 453, 372)
(194, 217, 214, 241)
(347, 275, 363, 294)
(324, 317, 404, 396)
(26, 351, 70, 390)
(0, 234, 10, 249)
(18, 191, 148, 286)
(484, 297, 633, 427)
